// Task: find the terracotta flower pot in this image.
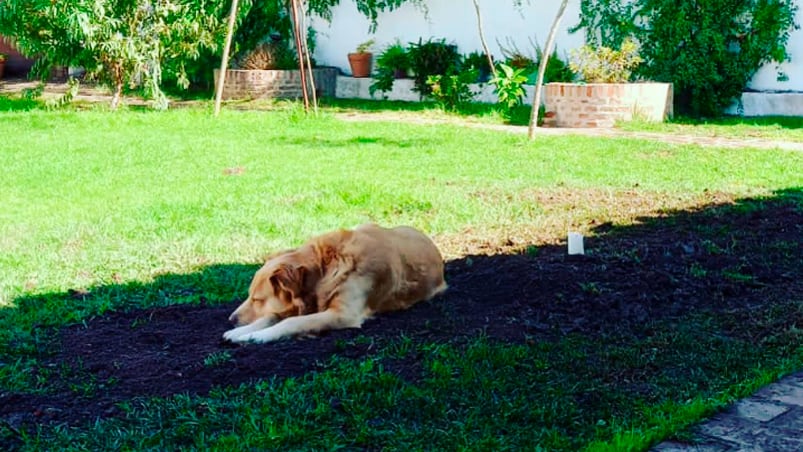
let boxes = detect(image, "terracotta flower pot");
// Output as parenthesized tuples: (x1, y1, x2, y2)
(347, 52, 373, 78)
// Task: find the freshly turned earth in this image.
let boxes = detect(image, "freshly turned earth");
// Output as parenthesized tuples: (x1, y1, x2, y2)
(1, 191, 801, 441)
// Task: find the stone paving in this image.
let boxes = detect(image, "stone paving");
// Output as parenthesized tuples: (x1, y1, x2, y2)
(338, 112, 803, 152)
(652, 371, 803, 451)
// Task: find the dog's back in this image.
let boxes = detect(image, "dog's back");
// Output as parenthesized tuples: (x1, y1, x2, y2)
(348, 224, 446, 313)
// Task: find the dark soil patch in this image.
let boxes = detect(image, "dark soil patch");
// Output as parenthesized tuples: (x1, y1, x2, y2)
(1, 190, 801, 438)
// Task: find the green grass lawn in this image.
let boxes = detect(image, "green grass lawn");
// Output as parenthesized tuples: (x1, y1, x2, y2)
(1, 95, 802, 450)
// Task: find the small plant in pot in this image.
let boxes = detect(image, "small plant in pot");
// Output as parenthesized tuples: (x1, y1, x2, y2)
(348, 39, 375, 78)
(370, 40, 411, 96)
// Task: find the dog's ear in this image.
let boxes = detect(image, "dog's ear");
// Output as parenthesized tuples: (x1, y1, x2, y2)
(270, 264, 306, 298)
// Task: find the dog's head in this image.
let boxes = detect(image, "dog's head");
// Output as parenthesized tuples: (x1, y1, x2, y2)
(228, 259, 309, 326)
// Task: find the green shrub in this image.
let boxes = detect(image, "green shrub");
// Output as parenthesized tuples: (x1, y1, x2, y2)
(370, 40, 411, 96)
(491, 63, 529, 116)
(569, 38, 642, 83)
(407, 38, 462, 96)
(463, 51, 494, 83)
(498, 38, 575, 84)
(573, 0, 799, 116)
(426, 69, 478, 110)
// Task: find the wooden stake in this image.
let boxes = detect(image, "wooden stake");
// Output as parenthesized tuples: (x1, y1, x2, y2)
(290, 0, 310, 112)
(214, 0, 240, 117)
(299, 1, 319, 115)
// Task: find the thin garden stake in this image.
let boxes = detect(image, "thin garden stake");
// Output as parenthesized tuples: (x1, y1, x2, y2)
(301, 4, 319, 115)
(290, 0, 310, 112)
(528, 0, 569, 139)
(214, 0, 240, 117)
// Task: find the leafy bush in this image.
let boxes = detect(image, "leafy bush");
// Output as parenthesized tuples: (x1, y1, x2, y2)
(0, 0, 424, 100)
(492, 63, 529, 116)
(569, 38, 642, 83)
(426, 69, 478, 110)
(463, 51, 494, 83)
(0, 0, 224, 109)
(531, 44, 576, 85)
(370, 40, 411, 96)
(407, 38, 462, 96)
(237, 37, 298, 70)
(573, 0, 799, 116)
(498, 38, 575, 84)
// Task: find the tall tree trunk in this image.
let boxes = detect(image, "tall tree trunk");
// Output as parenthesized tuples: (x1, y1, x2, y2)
(111, 81, 123, 110)
(110, 63, 123, 110)
(471, 0, 497, 79)
(214, 0, 240, 117)
(528, 0, 569, 140)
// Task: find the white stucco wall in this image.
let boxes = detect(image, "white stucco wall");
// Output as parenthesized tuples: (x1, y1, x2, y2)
(746, 4, 803, 92)
(312, 0, 802, 93)
(311, 0, 584, 76)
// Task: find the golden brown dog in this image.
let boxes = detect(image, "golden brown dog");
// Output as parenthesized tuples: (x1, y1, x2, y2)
(223, 224, 447, 343)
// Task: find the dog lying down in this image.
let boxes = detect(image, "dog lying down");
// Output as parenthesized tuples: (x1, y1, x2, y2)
(223, 224, 447, 344)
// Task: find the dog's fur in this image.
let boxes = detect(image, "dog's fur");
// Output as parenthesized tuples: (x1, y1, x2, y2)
(223, 224, 447, 343)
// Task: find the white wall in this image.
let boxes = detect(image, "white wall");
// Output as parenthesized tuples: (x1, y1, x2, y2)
(311, 0, 584, 74)
(311, 0, 803, 92)
(747, 4, 803, 92)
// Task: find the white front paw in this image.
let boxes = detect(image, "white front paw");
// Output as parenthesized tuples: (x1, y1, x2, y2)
(223, 327, 250, 342)
(232, 328, 284, 344)
(230, 332, 266, 344)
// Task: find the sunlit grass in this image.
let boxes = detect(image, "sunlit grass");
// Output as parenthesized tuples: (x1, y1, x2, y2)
(1, 98, 802, 450)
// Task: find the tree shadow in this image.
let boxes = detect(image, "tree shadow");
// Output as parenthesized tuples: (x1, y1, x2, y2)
(673, 115, 803, 131)
(0, 94, 42, 112)
(0, 187, 801, 439)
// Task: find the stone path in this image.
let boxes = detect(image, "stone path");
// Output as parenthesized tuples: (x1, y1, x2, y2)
(337, 112, 803, 152)
(653, 371, 803, 451)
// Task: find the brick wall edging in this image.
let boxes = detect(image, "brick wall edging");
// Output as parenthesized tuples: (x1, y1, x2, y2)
(213, 68, 339, 100)
(544, 82, 673, 128)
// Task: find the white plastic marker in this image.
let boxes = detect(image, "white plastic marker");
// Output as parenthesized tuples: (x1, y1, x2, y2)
(568, 232, 585, 255)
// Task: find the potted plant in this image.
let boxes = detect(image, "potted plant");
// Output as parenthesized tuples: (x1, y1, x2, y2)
(378, 40, 411, 79)
(348, 39, 375, 78)
(370, 40, 412, 95)
(544, 38, 673, 127)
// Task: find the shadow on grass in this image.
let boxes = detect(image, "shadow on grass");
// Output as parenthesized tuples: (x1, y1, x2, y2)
(0, 94, 42, 112)
(671, 115, 803, 130)
(1, 188, 801, 449)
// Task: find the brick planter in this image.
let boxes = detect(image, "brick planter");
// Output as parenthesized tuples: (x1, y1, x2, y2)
(213, 68, 339, 100)
(544, 82, 673, 128)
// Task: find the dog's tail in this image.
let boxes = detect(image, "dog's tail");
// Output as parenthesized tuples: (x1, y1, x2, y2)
(428, 281, 448, 299)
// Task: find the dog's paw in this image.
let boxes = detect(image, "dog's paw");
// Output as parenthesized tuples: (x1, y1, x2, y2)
(232, 329, 285, 344)
(222, 328, 245, 342)
(227, 332, 261, 344)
